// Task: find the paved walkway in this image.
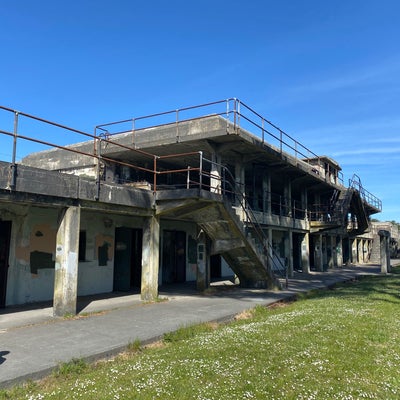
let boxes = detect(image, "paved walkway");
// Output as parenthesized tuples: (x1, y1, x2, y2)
(0, 264, 388, 388)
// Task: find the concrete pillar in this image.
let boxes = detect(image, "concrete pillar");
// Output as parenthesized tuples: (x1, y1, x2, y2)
(284, 179, 292, 217)
(210, 151, 221, 194)
(284, 230, 294, 277)
(315, 235, 323, 272)
(301, 232, 310, 274)
(235, 160, 245, 209)
(301, 187, 308, 220)
(379, 230, 391, 274)
(262, 171, 271, 215)
(336, 236, 343, 267)
(357, 239, 363, 263)
(196, 231, 210, 291)
(53, 206, 81, 317)
(141, 215, 160, 301)
(328, 236, 334, 269)
(351, 238, 358, 264)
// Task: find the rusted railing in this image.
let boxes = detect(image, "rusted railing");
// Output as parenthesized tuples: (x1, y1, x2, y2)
(95, 98, 344, 185)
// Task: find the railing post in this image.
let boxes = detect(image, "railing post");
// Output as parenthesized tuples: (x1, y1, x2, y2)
(95, 138, 102, 200)
(187, 166, 190, 189)
(261, 118, 265, 143)
(175, 109, 179, 143)
(199, 151, 203, 190)
(153, 155, 158, 193)
(279, 130, 283, 153)
(10, 111, 19, 189)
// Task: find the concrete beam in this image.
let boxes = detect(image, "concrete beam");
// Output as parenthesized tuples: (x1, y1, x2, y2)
(53, 206, 81, 317)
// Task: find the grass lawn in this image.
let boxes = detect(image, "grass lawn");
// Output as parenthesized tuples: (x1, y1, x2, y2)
(2, 267, 400, 399)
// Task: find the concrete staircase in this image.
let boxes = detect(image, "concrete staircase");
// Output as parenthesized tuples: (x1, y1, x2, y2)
(155, 189, 281, 289)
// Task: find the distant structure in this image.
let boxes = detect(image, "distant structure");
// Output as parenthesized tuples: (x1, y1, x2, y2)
(0, 99, 382, 315)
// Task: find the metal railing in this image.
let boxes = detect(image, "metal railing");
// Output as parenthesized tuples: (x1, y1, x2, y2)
(95, 98, 345, 185)
(349, 174, 382, 211)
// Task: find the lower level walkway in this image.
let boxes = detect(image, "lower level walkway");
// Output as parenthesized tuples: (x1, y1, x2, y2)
(0, 264, 391, 388)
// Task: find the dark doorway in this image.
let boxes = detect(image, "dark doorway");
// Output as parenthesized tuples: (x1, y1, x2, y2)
(162, 230, 186, 284)
(210, 254, 221, 278)
(113, 227, 143, 291)
(0, 221, 12, 308)
(292, 233, 302, 271)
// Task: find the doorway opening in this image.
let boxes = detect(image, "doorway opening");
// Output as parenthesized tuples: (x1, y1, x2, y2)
(162, 230, 186, 284)
(113, 227, 143, 291)
(0, 221, 12, 308)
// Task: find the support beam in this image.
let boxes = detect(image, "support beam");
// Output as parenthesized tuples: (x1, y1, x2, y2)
(53, 206, 80, 317)
(285, 230, 294, 277)
(315, 235, 323, 272)
(336, 236, 343, 267)
(196, 230, 210, 291)
(301, 232, 310, 274)
(141, 214, 160, 301)
(379, 230, 391, 274)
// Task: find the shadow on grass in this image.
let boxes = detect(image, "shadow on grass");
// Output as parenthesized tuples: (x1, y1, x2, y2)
(298, 266, 400, 304)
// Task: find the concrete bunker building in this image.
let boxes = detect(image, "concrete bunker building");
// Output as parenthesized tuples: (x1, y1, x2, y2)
(0, 99, 382, 316)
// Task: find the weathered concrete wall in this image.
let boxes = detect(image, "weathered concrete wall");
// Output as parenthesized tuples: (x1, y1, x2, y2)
(6, 205, 58, 305)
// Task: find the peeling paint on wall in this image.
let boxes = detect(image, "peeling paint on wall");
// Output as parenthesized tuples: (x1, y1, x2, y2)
(95, 234, 114, 265)
(15, 223, 56, 268)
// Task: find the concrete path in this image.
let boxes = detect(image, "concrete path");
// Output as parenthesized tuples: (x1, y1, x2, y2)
(0, 264, 386, 389)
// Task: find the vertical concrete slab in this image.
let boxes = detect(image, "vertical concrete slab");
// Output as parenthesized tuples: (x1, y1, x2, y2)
(282, 179, 290, 217)
(210, 151, 221, 194)
(379, 230, 391, 274)
(196, 231, 210, 291)
(53, 207, 80, 317)
(351, 238, 357, 264)
(301, 188, 308, 220)
(301, 232, 310, 274)
(235, 159, 245, 208)
(328, 236, 334, 268)
(358, 239, 364, 263)
(284, 231, 294, 277)
(336, 236, 343, 267)
(262, 172, 271, 215)
(315, 235, 323, 272)
(141, 215, 160, 301)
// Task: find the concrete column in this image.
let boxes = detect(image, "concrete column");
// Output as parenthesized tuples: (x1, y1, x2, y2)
(328, 236, 334, 269)
(336, 236, 343, 267)
(141, 215, 160, 301)
(262, 171, 271, 215)
(357, 239, 363, 263)
(284, 179, 292, 217)
(210, 151, 221, 194)
(301, 187, 308, 220)
(196, 231, 210, 291)
(315, 235, 323, 271)
(379, 230, 391, 274)
(284, 230, 294, 277)
(53, 206, 81, 317)
(301, 232, 310, 274)
(235, 160, 245, 208)
(351, 238, 358, 264)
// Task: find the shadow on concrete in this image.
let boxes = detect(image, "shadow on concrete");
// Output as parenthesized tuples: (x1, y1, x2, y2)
(0, 351, 10, 365)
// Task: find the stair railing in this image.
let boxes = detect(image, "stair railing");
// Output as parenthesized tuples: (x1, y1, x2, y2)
(200, 156, 288, 287)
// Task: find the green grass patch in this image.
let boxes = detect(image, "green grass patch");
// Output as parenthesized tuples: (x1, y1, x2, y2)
(2, 267, 400, 399)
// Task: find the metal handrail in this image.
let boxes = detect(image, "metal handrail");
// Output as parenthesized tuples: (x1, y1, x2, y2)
(349, 174, 382, 211)
(94, 98, 345, 185)
(199, 156, 288, 285)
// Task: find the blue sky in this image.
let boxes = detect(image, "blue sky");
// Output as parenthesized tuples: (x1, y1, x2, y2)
(1, 0, 399, 222)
